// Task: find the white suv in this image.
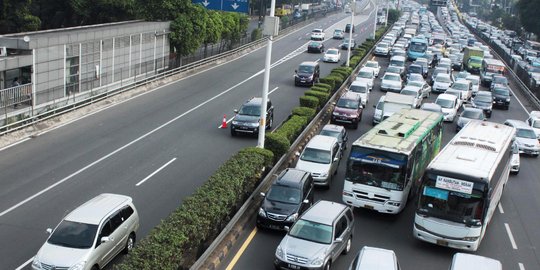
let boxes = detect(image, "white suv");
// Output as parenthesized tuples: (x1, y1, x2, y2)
(32, 194, 139, 270)
(311, 28, 325, 41)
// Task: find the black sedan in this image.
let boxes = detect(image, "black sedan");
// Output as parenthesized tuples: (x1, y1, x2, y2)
(307, 41, 324, 53)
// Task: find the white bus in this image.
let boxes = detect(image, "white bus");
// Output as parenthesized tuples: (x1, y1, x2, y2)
(413, 121, 515, 251)
(342, 109, 444, 214)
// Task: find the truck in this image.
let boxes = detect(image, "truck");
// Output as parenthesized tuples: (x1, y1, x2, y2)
(380, 92, 416, 121)
(463, 46, 484, 74)
(275, 4, 293, 17)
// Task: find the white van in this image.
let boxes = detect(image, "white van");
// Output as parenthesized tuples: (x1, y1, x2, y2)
(295, 135, 342, 188)
(348, 246, 401, 270)
(450, 253, 502, 270)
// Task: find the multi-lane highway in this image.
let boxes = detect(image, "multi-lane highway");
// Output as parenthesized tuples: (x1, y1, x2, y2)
(218, 6, 540, 270)
(0, 2, 378, 270)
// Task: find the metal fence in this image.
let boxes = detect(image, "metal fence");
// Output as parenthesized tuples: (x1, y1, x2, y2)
(0, 84, 32, 109)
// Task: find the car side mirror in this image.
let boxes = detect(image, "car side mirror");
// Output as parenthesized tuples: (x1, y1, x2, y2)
(100, 236, 111, 243)
(284, 226, 290, 232)
(303, 199, 310, 204)
(260, 192, 266, 197)
(295, 151, 301, 157)
(332, 102, 336, 106)
(46, 228, 52, 234)
(334, 237, 343, 243)
(510, 92, 513, 96)
(333, 157, 339, 162)
(373, 104, 376, 108)
(234, 109, 238, 114)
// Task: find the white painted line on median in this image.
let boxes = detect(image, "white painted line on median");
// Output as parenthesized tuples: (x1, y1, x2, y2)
(217, 87, 279, 128)
(136, 158, 176, 186)
(498, 203, 504, 214)
(504, 223, 518, 249)
(15, 256, 33, 270)
(519, 263, 525, 270)
(0, 138, 30, 152)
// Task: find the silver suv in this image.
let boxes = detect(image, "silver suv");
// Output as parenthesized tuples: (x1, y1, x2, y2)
(32, 193, 139, 270)
(274, 200, 354, 270)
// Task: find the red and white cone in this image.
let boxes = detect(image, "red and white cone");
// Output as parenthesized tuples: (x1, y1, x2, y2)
(221, 114, 228, 129)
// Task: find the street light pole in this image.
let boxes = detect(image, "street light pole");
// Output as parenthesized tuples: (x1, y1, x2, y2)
(372, 4, 378, 39)
(346, 2, 355, 67)
(257, 0, 277, 148)
(385, 1, 389, 27)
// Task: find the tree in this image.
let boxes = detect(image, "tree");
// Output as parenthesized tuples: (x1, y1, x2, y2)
(169, 4, 208, 65)
(135, 0, 190, 21)
(517, 0, 540, 37)
(0, 0, 40, 34)
(203, 10, 224, 57)
(69, 0, 136, 25)
(387, 9, 401, 24)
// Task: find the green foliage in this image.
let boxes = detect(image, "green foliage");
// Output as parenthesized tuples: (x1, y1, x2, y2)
(326, 74, 344, 88)
(116, 147, 273, 269)
(292, 106, 316, 120)
(0, 0, 40, 33)
(333, 67, 353, 74)
(311, 86, 331, 93)
(251, 28, 262, 41)
(331, 69, 350, 79)
(305, 90, 330, 105)
(264, 133, 290, 161)
(299, 95, 319, 109)
(205, 10, 224, 45)
(135, 0, 189, 21)
(353, 48, 365, 56)
(275, 115, 309, 142)
(319, 78, 335, 90)
(170, 5, 208, 57)
(517, 0, 540, 37)
(387, 9, 401, 24)
(314, 83, 332, 91)
(349, 56, 362, 67)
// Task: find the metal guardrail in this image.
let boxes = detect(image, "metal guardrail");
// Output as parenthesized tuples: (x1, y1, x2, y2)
(190, 19, 388, 270)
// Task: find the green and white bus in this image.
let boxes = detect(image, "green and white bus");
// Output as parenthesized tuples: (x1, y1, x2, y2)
(342, 109, 444, 214)
(414, 121, 515, 251)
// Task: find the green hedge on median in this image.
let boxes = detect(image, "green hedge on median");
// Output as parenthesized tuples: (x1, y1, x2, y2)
(264, 133, 290, 162)
(311, 85, 331, 93)
(299, 95, 319, 109)
(314, 83, 332, 91)
(292, 106, 316, 120)
(319, 77, 336, 91)
(305, 90, 330, 105)
(275, 115, 309, 142)
(116, 147, 273, 269)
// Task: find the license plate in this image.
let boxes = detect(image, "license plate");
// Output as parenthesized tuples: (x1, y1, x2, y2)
(288, 264, 300, 270)
(269, 225, 281, 230)
(364, 204, 374, 210)
(300, 80, 306, 83)
(436, 240, 448, 246)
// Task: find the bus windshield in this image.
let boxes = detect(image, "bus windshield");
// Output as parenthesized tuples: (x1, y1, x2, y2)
(417, 174, 485, 226)
(346, 146, 407, 191)
(409, 41, 427, 53)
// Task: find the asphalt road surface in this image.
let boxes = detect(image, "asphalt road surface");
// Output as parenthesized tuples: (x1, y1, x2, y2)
(0, 2, 376, 270)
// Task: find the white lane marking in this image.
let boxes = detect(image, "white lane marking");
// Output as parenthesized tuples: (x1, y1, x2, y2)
(0, 138, 30, 152)
(519, 263, 525, 270)
(507, 84, 529, 113)
(136, 158, 176, 186)
(217, 87, 279, 128)
(498, 203, 504, 214)
(504, 223, 518, 249)
(15, 257, 33, 270)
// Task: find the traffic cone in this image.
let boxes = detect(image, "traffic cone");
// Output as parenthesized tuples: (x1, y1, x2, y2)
(221, 114, 228, 129)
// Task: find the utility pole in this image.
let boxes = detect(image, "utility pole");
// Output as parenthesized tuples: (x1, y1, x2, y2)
(346, 1, 355, 67)
(385, 1, 389, 27)
(257, 0, 278, 148)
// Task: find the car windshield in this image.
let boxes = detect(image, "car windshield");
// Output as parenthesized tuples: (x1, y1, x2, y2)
(267, 185, 301, 204)
(326, 49, 338, 55)
(309, 41, 320, 47)
(300, 147, 331, 164)
(366, 62, 378, 68)
(378, 43, 389, 48)
(517, 128, 537, 139)
(384, 74, 400, 81)
(358, 71, 372, 78)
(390, 59, 404, 67)
(470, 58, 482, 64)
(462, 110, 483, 119)
(346, 147, 407, 191)
(532, 120, 540, 129)
(289, 219, 333, 244)
(337, 98, 359, 109)
(334, 29, 342, 34)
(467, 76, 479, 85)
(409, 66, 422, 74)
(409, 74, 423, 82)
(418, 175, 485, 225)
(493, 88, 509, 96)
(47, 221, 98, 249)
(312, 29, 322, 33)
(401, 89, 417, 96)
(350, 84, 368, 93)
(238, 104, 261, 116)
(493, 77, 507, 84)
(408, 81, 423, 88)
(386, 67, 400, 74)
(298, 65, 314, 73)
(320, 130, 341, 141)
(452, 83, 468, 90)
(474, 94, 492, 102)
(436, 98, 454, 108)
(436, 76, 452, 83)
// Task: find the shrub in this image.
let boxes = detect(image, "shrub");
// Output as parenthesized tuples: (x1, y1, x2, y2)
(275, 115, 309, 142)
(292, 106, 316, 120)
(116, 147, 273, 269)
(251, 28, 262, 41)
(319, 77, 335, 90)
(265, 133, 290, 162)
(333, 66, 353, 74)
(353, 48, 365, 56)
(314, 82, 332, 91)
(311, 86, 331, 93)
(326, 74, 344, 88)
(331, 69, 350, 79)
(299, 95, 319, 109)
(305, 90, 330, 105)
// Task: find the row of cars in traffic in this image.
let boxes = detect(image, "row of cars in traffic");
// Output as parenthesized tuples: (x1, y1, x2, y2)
(253, 2, 514, 270)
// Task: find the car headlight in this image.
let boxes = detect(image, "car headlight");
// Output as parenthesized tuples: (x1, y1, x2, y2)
(231, 120, 239, 125)
(31, 257, 40, 268)
(320, 172, 328, 178)
(69, 262, 86, 270)
(258, 207, 266, 218)
(332, 111, 340, 116)
(506, 98, 510, 102)
(275, 245, 284, 259)
(286, 213, 298, 222)
(248, 122, 259, 127)
(311, 256, 325, 266)
(463, 236, 479, 241)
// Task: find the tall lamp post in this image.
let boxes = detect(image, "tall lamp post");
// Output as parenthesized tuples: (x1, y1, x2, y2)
(257, 0, 278, 148)
(346, 2, 356, 67)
